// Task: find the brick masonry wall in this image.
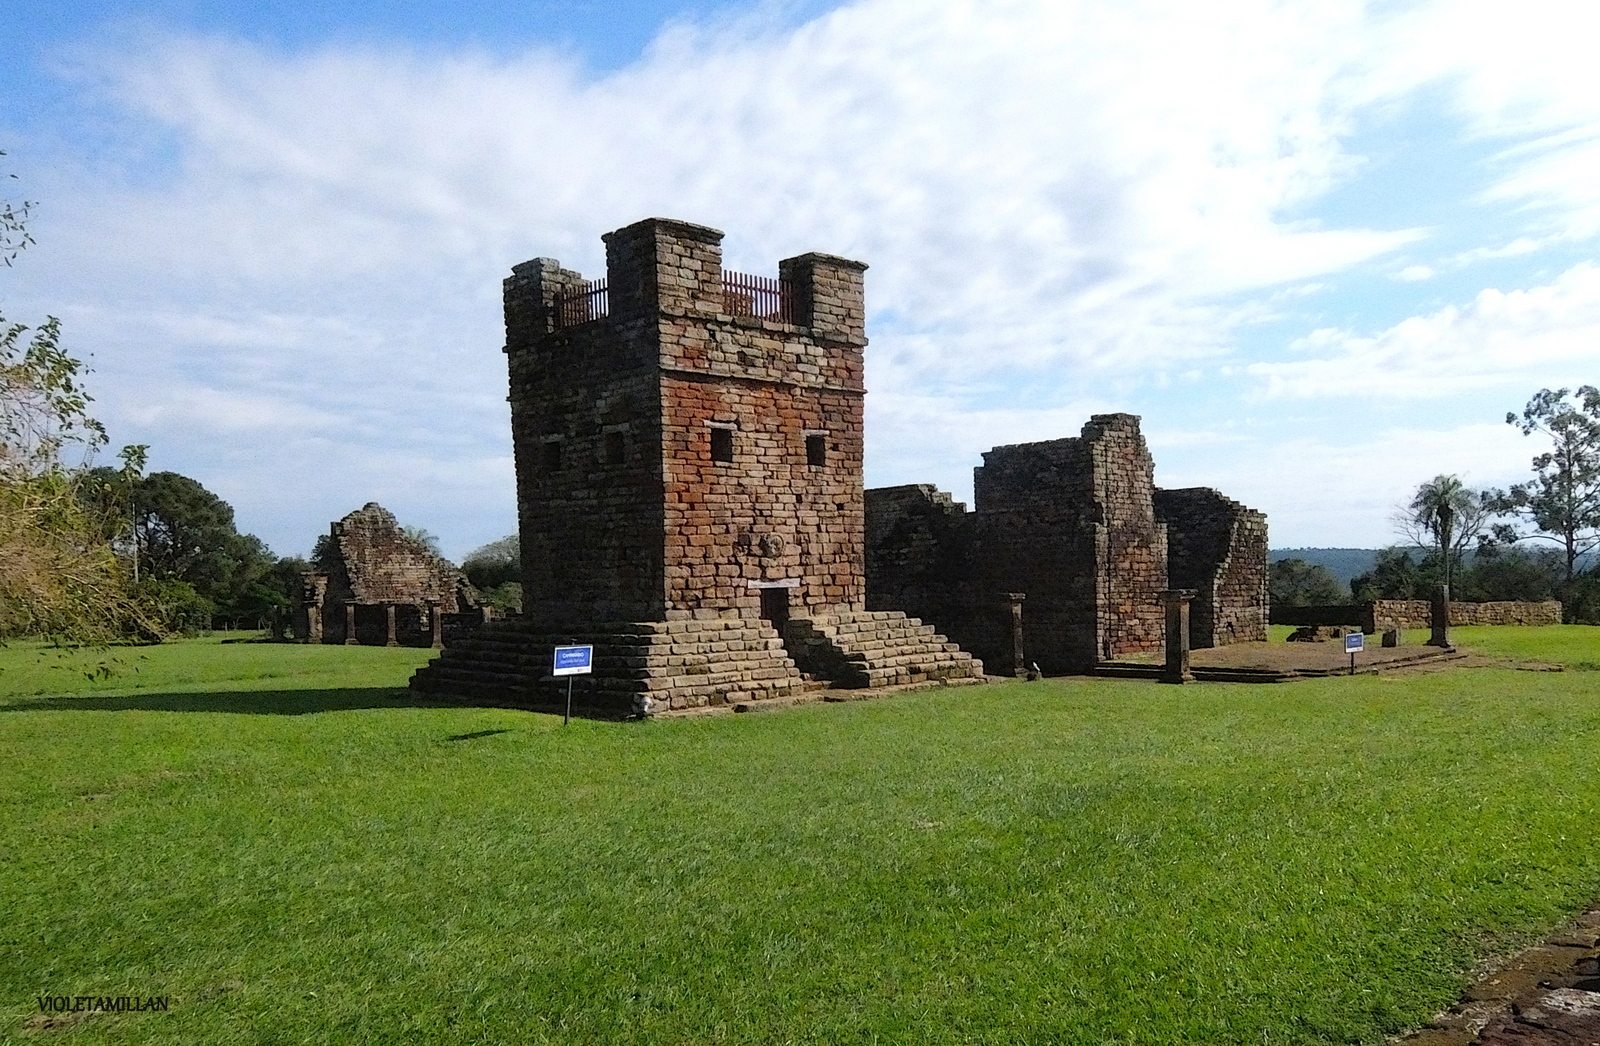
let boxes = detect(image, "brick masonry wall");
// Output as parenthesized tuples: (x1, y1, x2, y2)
(863, 485, 1002, 664)
(1370, 599, 1564, 630)
(1084, 414, 1168, 660)
(866, 415, 1227, 673)
(296, 503, 478, 644)
(506, 255, 667, 625)
(1154, 487, 1269, 647)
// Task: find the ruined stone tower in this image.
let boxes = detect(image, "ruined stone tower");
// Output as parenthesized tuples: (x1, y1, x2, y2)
(411, 218, 983, 711)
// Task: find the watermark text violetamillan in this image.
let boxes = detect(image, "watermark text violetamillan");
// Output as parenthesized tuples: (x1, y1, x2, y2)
(36, 995, 171, 1013)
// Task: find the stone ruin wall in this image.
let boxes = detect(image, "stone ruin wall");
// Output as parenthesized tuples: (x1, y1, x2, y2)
(506, 256, 667, 626)
(1154, 487, 1269, 647)
(1272, 600, 1563, 630)
(969, 431, 1129, 671)
(1370, 599, 1563, 630)
(865, 414, 1270, 673)
(295, 502, 478, 645)
(1083, 414, 1168, 660)
(863, 484, 990, 659)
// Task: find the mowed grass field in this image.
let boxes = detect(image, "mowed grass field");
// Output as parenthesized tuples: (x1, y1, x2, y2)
(2, 628, 1598, 1044)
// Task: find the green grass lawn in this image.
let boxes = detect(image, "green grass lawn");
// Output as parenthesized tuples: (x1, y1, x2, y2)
(1267, 622, 1600, 668)
(2, 630, 1599, 1044)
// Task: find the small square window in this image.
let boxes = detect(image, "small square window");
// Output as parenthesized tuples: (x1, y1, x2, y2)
(805, 434, 826, 467)
(604, 430, 626, 465)
(710, 426, 734, 463)
(542, 441, 563, 470)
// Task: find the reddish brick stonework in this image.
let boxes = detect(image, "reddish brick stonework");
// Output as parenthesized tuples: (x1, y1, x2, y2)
(412, 218, 982, 712)
(866, 415, 1268, 673)
(296, 502, 478, 645)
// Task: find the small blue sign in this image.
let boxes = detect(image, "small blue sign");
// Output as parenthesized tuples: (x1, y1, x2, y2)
(1344, 632, 1365, 653)
(552, 645, 594, 676)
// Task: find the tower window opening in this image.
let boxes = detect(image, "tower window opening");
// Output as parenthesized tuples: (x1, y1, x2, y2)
(604, 430, 626, 465)
(542, 440, 564, 471)
(710, 426, 735, 463)
(806, 434, 826, 467)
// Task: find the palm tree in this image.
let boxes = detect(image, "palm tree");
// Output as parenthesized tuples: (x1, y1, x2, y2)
(1405, 474, 1480, 591)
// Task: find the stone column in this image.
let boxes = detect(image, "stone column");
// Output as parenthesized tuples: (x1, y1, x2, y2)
(430, 604, 444, 650)
(305, 605, 321, 645)
(1160, 589, 1197, 684)
(1003, 592, 1026, 677)
(1429, 584, 1451, 648)
(344, 602, 358, 645)
(385, 604, 399, 647)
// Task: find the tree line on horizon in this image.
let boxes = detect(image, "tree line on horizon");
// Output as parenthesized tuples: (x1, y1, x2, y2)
(1272, 385, 1600, 623)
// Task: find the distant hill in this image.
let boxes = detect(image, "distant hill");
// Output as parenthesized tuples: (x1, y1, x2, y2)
(1268, 548, 1379, 589)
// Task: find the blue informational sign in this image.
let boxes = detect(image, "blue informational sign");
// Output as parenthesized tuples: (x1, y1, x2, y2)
(1344, 632, 1365, 653)
(552, 645, 594, 676)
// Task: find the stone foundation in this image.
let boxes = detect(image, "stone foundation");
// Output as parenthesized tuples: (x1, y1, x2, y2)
(410, 609, 982, 713)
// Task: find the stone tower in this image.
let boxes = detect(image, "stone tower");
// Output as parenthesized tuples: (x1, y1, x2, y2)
(411, 218, 982, 711)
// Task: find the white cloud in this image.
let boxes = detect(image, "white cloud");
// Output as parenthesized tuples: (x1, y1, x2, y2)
(1395, 264, 1435, 281)
(6, 0, 1596, 552)
(1387, 0, 1600, 238)
(1445, 237, 1543, 267)
(1163, 422, 1532, 547)
(1249, 263, 1600, 400)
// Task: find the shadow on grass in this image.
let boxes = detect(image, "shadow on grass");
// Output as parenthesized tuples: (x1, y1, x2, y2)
(0, 687, 463, 716)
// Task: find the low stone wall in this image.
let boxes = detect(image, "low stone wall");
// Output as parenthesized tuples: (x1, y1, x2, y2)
(1369, 599, 1563, 630)
(1273, 600, 1564, 630)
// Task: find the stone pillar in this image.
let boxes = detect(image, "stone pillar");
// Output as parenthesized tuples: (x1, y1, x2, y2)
(1429, 584, 1451, 648)
(385, 604, 399, 647)
(1003, 592, 1026, 677)
(430, 604, 444, 650)
(305, 605, 321, 645)
(603, 217, 724, 322)
(344, 602, 358, 645)
(1161, 589, 1197, 684)
(779, 252, 869, 345)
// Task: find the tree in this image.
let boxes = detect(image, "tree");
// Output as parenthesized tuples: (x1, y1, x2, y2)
(1, 149, 34, 267)
(131, 471, 278, 624)
(401, 525, 442, 556)
(1350, 547, 1430, 602)
(1396, 475, 1492, 592)
(0, 154, 159, 641)
(1497, 386, 1600, 582)
(1454, 544, 1563, 603)
(1268, 558, 1343, 606)
(461, 534, 520, 590)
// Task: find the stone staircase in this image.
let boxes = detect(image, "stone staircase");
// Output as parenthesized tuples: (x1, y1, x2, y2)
(783, 610, 984, 688)
(409, 616, 809, 714)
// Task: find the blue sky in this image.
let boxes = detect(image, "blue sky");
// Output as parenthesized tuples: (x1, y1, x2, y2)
(3, 0, 1598, 561)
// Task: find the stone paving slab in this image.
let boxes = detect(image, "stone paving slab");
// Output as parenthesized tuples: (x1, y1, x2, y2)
(1394, 907, 1600, 1046)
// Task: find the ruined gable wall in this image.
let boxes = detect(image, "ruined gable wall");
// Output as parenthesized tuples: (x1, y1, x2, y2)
(1154, 487, 1268, 646)
(330, 503, 477, 613)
